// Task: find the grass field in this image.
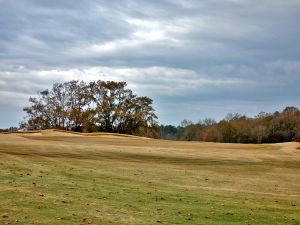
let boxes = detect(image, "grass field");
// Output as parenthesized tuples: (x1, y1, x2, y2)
(0, 130, 299, 225)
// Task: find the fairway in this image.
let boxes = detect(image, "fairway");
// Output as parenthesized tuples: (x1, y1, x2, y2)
(0, 131, 299, 225)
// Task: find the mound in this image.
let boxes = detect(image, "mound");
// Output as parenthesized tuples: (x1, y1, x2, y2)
(14, 129, 148, 139)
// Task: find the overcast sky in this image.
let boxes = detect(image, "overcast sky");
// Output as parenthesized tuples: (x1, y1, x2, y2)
(0, 0, 300, 128)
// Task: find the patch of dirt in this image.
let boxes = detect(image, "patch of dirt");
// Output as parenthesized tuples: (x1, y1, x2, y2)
(0, 187, 31, 193)
(1, 214, 9, 219)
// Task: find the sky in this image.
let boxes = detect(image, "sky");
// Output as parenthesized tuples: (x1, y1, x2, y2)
(0, 0, 300, 128)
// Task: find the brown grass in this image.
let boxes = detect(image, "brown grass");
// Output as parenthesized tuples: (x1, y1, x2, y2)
(0, 131, 299, 225)
(2, 129, 148, 139)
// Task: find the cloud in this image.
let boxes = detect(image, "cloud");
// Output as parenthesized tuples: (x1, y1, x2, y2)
(0, 0, 300, 127)
(0, 66, 244, 104)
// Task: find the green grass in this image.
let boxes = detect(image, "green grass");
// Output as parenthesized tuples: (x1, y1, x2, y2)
(0, 133, 300, 224)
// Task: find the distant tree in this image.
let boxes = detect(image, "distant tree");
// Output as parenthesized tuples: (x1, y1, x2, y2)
(180, 119, 193, 128)
(202, 126, 218, 142)
(8, 127, 18, 132)
(225, 112, 243, 121)
(160, 106, 300, 143)
(160, 125, 178, 140)
(183, 124, 201, 141)
(200, 117, 216, 127)
(216, 120, 237, 142)
(255, 112, 272, 119)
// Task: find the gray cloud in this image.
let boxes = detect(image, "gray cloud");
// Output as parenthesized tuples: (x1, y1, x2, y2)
(0, 0, 300, 127)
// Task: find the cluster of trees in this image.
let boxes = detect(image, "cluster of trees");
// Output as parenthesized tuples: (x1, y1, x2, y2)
(160, 107, 300, 143)
(0, 127, 18, 132)
(22, 80, 159, 138)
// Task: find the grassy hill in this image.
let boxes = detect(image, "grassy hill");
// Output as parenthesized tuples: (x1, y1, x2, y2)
(0, 130, 299, 224)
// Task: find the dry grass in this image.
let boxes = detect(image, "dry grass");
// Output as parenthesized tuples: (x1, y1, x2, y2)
(0, 131, 299, 225)
(5, 129, 148, 139)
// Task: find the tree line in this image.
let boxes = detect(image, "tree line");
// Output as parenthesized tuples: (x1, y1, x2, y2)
(22, 80, 159, 138)
(160, 107, 300, 143)
(20, 80, 300, 143)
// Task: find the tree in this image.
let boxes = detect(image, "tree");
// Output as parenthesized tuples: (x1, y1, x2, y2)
(65, 80, 91, 131)
(200, 117, 216, 127)
(23, 80, 159, 138)
(160, 106, 300, 143)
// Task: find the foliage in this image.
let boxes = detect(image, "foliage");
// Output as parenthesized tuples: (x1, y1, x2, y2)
(0, 127, 18, 132)
(22, 80, 159, 137)
(161, 107, 300, 143)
